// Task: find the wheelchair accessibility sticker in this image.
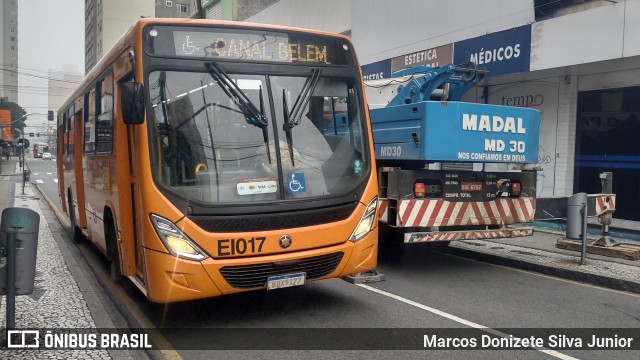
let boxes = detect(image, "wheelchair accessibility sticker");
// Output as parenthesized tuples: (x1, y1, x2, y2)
(286, 173, 306, 194)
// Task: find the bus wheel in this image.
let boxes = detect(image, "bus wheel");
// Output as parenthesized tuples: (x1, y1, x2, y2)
(105, 217, 122, 282)
(68, 193, 82, 242)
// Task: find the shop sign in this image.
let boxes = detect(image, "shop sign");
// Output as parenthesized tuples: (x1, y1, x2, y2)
(361, 59, 391, 80)
(391, 44, 453, 73)
(454, 25, 531, 77)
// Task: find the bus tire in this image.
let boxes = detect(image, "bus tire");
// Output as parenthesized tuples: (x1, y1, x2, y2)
(68, 192, 82, 242)
(105, 213, 122, 282)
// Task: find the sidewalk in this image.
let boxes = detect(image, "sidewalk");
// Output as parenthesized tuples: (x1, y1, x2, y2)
(447, 227, 640, 294)
(0, 159, 143, 359)
(533, 218, 640, 242)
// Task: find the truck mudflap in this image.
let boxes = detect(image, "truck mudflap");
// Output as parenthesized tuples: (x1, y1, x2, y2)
(404, 227, 534, 243)
(378, 197, 535, 227)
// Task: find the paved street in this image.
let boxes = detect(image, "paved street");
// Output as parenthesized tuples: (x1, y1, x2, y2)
(126, 246, 639, 360)
(1, 156, 638, 360)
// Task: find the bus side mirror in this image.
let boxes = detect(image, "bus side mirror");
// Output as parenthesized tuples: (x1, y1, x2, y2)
(122, 82, 145, 125)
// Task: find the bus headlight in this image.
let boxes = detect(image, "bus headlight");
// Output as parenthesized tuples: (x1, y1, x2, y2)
(150, 214, 208, 261)
(349, 197, 378, 242)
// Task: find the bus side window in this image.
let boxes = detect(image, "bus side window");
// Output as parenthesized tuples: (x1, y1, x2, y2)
(62, 112, 68, 156)
(84, 89, 96, 153)
(96, 73, 114, 153)
(65, 104, 75, 156)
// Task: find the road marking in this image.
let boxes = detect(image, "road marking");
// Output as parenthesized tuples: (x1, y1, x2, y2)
(46, 172, 53, 175)
(54, 179, 59, 183)
(443, 252, 640, 299)
(32, 172, 39, 175)
(357, 284, 577, 360)
(36, 179, 44, 184)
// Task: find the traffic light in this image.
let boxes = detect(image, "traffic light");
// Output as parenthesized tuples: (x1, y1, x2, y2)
(48, 110, 54, 121)
(37, 133, 40, 137)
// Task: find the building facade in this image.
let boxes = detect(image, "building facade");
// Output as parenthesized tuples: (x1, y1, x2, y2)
(156, 0, 195, 18)
(45, 69, 83, 152)
(86, 0, 274, 73)
(0, 0, 19, 103)
(244, 0, 640, 222)
(155, 0, 273, 21)
(85, 0, 155, 73)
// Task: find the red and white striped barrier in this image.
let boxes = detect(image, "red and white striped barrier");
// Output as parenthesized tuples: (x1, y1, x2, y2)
(378, 197, 535, 227)
(593, 194, 615, 216)
(378, 199, 389, 223)
(404, 228, 534, 243)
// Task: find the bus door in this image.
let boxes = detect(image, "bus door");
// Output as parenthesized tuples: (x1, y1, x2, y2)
(115, 75, 145, 277)
(57, 112, 66, 211)
(128, 122, 145, 275)
(74, 107, 88, 231)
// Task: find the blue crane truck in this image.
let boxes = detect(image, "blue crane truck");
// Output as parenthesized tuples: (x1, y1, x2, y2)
(365, 64, 615, 251)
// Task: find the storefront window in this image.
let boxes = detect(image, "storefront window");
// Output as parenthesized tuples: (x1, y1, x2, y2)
(575, 87, 640, 221)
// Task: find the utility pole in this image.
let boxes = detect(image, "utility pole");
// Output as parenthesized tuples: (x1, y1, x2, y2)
(21, 123, 25, 195)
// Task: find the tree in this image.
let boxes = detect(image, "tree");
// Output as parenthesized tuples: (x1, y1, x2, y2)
(0, 99, 27, 139)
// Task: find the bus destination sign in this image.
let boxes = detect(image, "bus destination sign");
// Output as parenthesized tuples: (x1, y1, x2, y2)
(148, 27, 354, 66)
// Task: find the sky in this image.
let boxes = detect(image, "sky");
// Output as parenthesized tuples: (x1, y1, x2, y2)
(17, 0, 85, 131)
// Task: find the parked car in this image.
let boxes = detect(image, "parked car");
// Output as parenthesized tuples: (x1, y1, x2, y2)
(42, 152, 52, 160)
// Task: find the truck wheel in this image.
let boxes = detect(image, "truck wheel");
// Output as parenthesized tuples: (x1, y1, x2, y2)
(378, 223, 405, 264)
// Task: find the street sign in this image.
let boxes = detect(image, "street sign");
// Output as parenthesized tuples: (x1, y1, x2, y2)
(17, 138, 30, 148)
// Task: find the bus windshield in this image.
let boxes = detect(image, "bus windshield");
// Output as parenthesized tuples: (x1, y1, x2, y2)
(148, 69, 368, 204)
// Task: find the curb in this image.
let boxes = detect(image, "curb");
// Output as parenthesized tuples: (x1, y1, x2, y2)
(32, 182, 165, 360)
(533, 220, 640, 242)
(444, 245, 640, 295)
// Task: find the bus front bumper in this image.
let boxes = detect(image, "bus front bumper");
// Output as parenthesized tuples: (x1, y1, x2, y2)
(142, 230, 377, 303)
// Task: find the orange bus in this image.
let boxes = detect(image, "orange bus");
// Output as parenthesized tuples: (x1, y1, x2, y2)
(57, 18, 378, 303)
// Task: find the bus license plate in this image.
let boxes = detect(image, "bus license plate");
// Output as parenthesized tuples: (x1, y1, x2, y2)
(267, 273, 306, 290)
(461, 181, 483, 192)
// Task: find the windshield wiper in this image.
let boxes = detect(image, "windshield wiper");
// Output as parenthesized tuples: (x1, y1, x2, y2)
(282, 68, 322, 166)
(258, 85, 271, 164)
(282, 89, 295, 166)
(206, 62, 271, 163)
(288, 68, 321, 127)
(206, 62, 268, 127)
